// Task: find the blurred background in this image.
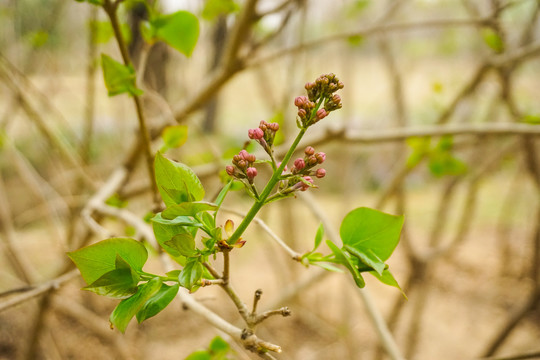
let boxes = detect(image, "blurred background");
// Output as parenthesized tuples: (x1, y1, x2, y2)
(0, 0, 539, 359)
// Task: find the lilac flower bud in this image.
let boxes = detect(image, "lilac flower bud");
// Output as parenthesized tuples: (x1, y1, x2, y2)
(316, 168, 326, 178)
(233, 155, 242, 163)
(259, 120, 268, 131)
(237, 160, 247, 169)
(298, 109, 307, 119)
(304, 146, 315, 156)
(246, 153, 256, 163)
(294, 96, 307, 107)
(294, 158, 305, 171)
(268, 122, 280, 132)
(239, 149, 249, 160)
(332, 94, 341, 104)
(315, 152, 326, 164)
(246, 167, 257, 179)
(226, 165, 235, 176)
(338, 81, 344, 89)
(307, 155, 318, 166)
(305, 82, 315, 90)
(248, 128, 264, 140)
(316, 108, 328, 120)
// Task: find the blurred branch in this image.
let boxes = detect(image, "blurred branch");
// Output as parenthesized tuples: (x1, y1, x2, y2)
(0, 270, 79, 313)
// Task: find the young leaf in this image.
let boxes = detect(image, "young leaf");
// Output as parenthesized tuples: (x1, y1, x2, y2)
(68, 238, 148, 285)
(152, 212, 203, 227)
(152, 11, 199, 57)
(164, 233, 198, 257)
(101, 54, 143, 97)
(178, 260, 203, 290)
(154, 152, 205, 206)
(202, 0, 239, 21)
(214, 180, 233, 210)
(369, 269, 407, 299)
(110, 277, 162, 333)
(136, 283, 180, 323)
(340, 207, 404, 262)
(82, 267, 138, 299)
(481, 28, 504, 53)
(313, 223, 324, 252)
(162, 201, 217, 219)
(326, 240, 365, 288)
(343, 245, 385, 276)
(185, 351, 211, 360)
(208, 336, 230, 354)
(161, 125, 188, 150)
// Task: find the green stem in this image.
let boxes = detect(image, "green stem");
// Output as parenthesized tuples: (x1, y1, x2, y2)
(227, 128, 307, 245)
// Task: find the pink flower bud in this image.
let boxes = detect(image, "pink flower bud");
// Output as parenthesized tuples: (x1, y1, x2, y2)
(294, 158, 305, 171)
(246, 153, 256, 163)
(259, 120, 268, 131)
(294, 96, 307, 107)
(237, 160, 247, 169)
(297, 109, 307, 118)
(305, 82, 315, 90)
(246, 167, 257, 179)
(307, 155, 318, 166)
(226, 165, 235, 176)
(304, 146, 315, 156)
(316, 108, 328, 120)
(332, 94, 341, 104)
(239, 149, 249, 160)
(248, 128, 264, 140)
(315, 152, 326, 164)
(269, 122, 280, 131)
(316, 168, 326, 178)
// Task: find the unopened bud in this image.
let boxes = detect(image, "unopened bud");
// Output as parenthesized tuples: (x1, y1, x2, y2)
(246, 167, 257, 179)
(248, 128, 264, 140)
(308, 155, 318, 166)
(226, 165, 235, 176)
(316, 108, 328, 120)
(300, 176, 314, 191)
(259, 120, 268, 131)
(246, 153, 256, 163)
(294, 96, 307, 107)
(316, 168, 326, 178)
(332, 94, 341, 104)
(239, 149, 249, 160)
(268, 122, 280, 131)
(305, 82, 315, 90)
(237, 160, 247, 169)
(298, 109, 307, 118)
(304, 146, 315, 156)
(315, 152, 326, 164)
(294, 158, 305, 171)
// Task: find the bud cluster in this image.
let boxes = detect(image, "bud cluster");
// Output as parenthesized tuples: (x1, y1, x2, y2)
(278, 146, 327, 195)
(295, 73, 343, 128)
(226, 149, 258, 183)
(248, 120, 280, 156)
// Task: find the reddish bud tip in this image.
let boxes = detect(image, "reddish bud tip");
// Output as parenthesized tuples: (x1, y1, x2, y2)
(304, 146, 315, 156)
(316, 168, 326, 178)
(297, 109, 307, 118)
(237, 160, 247, 169)
(316, 108, 328, 120)
(246, 167, 257, 179)
(248, 128, 264, 140)
(226, 166, 235, 176)
(315, 152, 326, 164)
(269, 122, 280, 131)
(239, 149, 249, 160)
(294, 96, 307, 107)
(294, 158, 305, 171)
(246, 154, 256, 163)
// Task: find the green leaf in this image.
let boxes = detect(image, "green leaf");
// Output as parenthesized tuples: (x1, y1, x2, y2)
(101, 54, 143, 97)
(152, 11, 199, 57)
(202, 0, 239, 21)
(481, 28, 504, 53)
(164, 233, 198, 257)
(344, 245, 385, 275)
(369, 269, 407, 299)
(215, 180, 233, 210)
(347, 35, 364, 47)
(522, 114, 540, 124)
(75, 0, 103, 5)
(178, 260, 203, 290)
(201, 211, 216, 231)
(152, 212, 202, 227)
(311, 261, 344, 273)
(406, 137, 430, 168)
(313, 223, 324, 252)
(209, 336, 230, 354)
(162, 201, 217, 219)
(68, 238, 148, 285)
(136, 283, 180, 323)
(110, 277, 162, 333)
(161, 125, 188, 150)
(82, 268, 138, 299)
(326, 240, 365, 288)
(340, 207, 404, 262)
(90, 21, 114, 44)
(154, 152, 205, 207)
(185, 351, 211, 360)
